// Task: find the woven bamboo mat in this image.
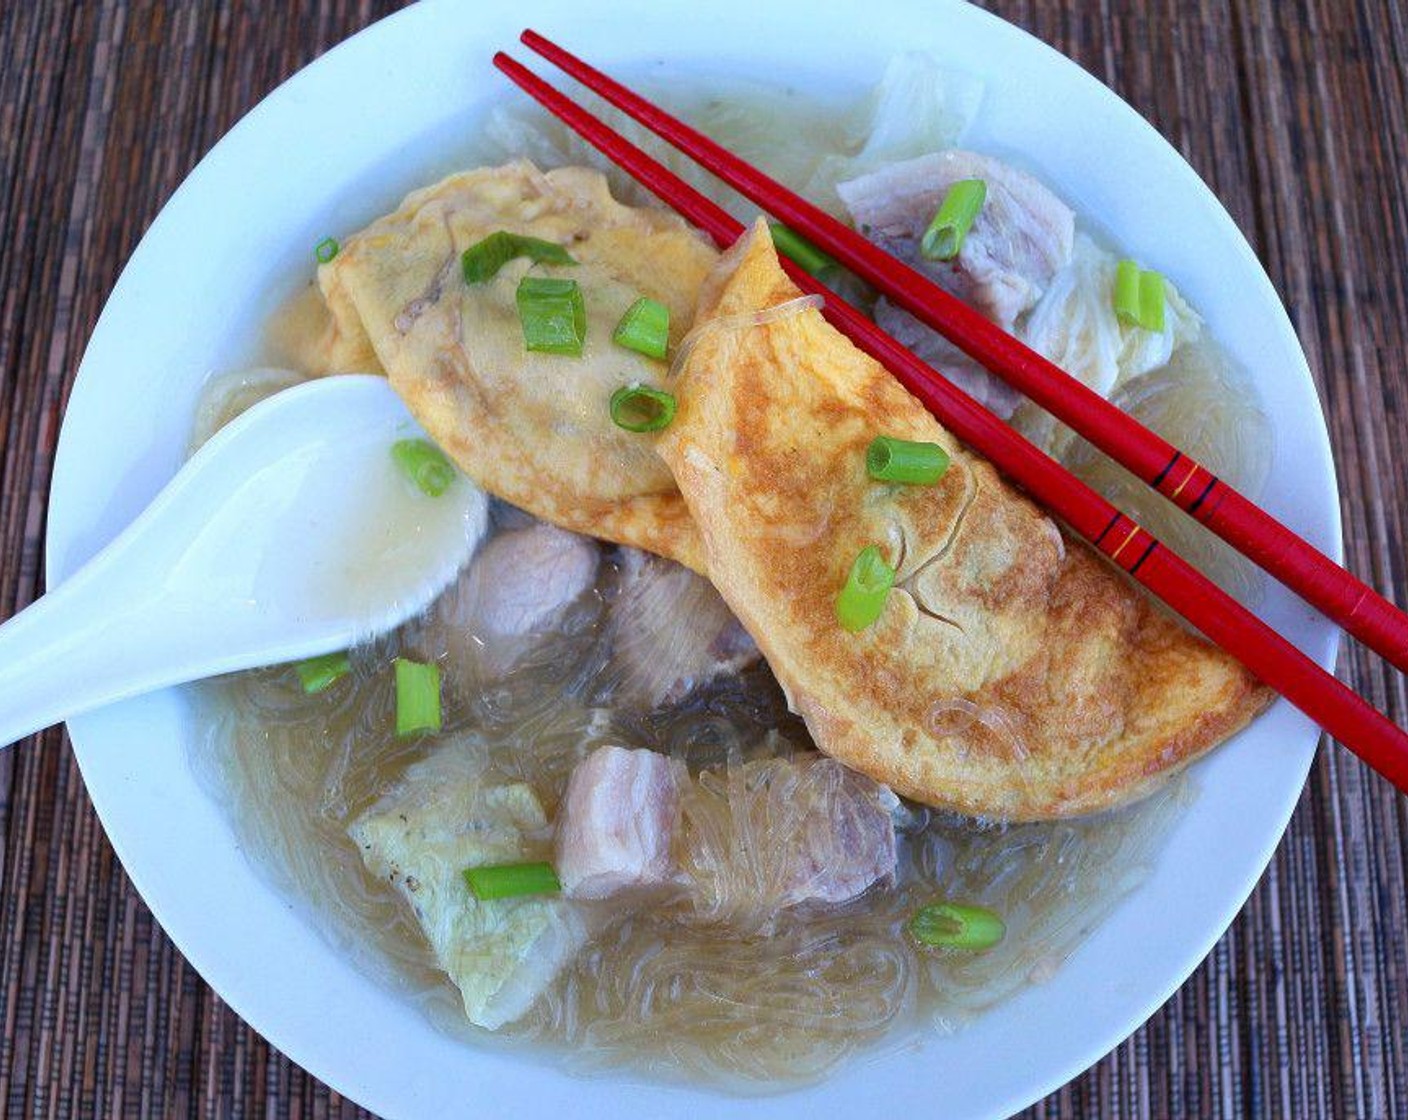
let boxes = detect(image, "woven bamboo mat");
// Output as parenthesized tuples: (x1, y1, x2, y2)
(1, 2, 1405, 1116)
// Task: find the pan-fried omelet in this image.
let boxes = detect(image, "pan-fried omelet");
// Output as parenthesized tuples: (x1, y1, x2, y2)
(658, 223, 1271, 819)
(318, 161, 716, 571)
(199, 54, 1284, 1076)
(316, 166, 1270, 819)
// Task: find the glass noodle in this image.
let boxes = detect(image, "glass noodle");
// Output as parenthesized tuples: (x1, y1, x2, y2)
(190, 573, 1189, 1089)
(194, 58, 1267, 1090)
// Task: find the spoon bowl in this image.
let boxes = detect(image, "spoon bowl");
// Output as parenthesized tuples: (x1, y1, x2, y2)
(0, 374, 486, 748)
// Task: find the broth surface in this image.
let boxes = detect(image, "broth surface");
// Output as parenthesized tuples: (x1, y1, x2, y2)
(191, 63, 1263, 1088)
(193, 552, 1190, 1088)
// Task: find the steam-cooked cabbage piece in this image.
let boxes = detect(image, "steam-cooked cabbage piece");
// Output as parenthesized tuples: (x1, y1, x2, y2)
(1018, 234, 1202, 402)
(348, 748, 585, 1030)
(481, 52, 981, 221)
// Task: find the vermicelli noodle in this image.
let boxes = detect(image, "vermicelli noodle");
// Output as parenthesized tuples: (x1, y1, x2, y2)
(186, 61, 1254, 1091)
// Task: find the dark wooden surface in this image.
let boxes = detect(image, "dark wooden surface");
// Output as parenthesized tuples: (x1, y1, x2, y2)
(2, 2, 1406, 1117)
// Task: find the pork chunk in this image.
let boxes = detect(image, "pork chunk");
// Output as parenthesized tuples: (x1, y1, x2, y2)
(555, 745, 684, 900)
(609, 547, 761, 707)
(475, 522, 599, 638)
(681, 755, 899, 933)
(781, 759, 900, 904)
(838, 149, 1075, 329)
(433, 520, 600, 681)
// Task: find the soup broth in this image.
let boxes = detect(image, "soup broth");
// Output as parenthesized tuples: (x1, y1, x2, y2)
(193, 547, 1190, 1087)
(191, 60, 1264, 1089)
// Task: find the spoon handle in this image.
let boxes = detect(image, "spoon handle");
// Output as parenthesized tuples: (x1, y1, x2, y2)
(0, 536, 182, 747)
(0, 376, 484, 749)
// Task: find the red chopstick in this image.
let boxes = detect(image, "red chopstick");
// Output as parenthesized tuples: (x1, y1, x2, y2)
(492, 49, 1408, 794)
(518, 29, 1408, 679)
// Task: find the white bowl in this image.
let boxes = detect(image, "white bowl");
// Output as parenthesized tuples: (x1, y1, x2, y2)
(47, 1, 1338, 1117)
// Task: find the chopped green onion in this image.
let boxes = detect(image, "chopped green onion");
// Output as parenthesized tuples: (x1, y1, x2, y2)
(866, 435, 951, 485)
(909, 901, 1006, 951)
(920, 179, 986, 261)
(609, 384, 676, 432)
(391, 438, 456, 497)
(295, 651, 350, 693)
(1114, 259, 1167, 332)
(1138, 269, 1167, 333)
(612, 297, 671, 360)
(1114, 260, 1142, 324)
(768, 220, 837, 277)
(516, 276, 587, 355)
(394, 658, 441, 737)
(835, 545, 895, 632)
(463, 861, 562, 901)
(461, 231, 576, 284)
(314, 237, 340, 264)
(769, 221, 859, 295)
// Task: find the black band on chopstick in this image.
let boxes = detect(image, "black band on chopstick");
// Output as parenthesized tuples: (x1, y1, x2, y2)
(1151, 452, 1181, 488)
(1094, 511, 1121, 545)
(1129, 539, 1159, 575)
(1187, 475, 1219, 513)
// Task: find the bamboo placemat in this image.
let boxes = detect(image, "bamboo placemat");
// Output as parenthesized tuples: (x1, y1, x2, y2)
(1, 2, 1404, 1117)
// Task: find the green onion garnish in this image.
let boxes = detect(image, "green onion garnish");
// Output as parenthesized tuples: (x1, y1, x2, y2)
(768, 220, 837, 277)
(391, 438, 456, 497)
(1114, 260, 1141, 324)
(609, 384, 676, 432)
(835, 545, 895, 632)
(463, 861, 562, 901)
(866, 435, 951, 485)
(1138, 269, 1167, 333)
(920, 179, 987, 261)
(295, 651, 350, 694)
(314, 237, 340, 264)
(394, 657, 441, 737)
(461, 231, 576, 284)
(908, 901, 1006, 952)
(612, 297, 671, 360)
(516, 276, 587, 355)
(1114, 259, 1167, 332)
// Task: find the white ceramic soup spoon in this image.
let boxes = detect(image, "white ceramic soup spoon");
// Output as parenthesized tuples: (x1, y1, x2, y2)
(0, 374, 486, 748)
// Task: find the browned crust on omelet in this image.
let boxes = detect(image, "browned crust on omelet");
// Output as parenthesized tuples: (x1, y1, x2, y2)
(659, 221, 1271, 819)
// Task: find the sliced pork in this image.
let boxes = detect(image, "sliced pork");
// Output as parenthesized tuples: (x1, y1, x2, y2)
(680, 755, 899, 933)
(433, 520, 601, 681)
(555, 745, 684, 900)
(838, 150, 1075, 420)
(839, 149, 1075, 328)
(609, 547, 760, 708)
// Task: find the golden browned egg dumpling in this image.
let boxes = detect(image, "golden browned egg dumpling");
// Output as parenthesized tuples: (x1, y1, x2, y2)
(657, 221, 1271, 819)
(317, 161, 717, 571)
